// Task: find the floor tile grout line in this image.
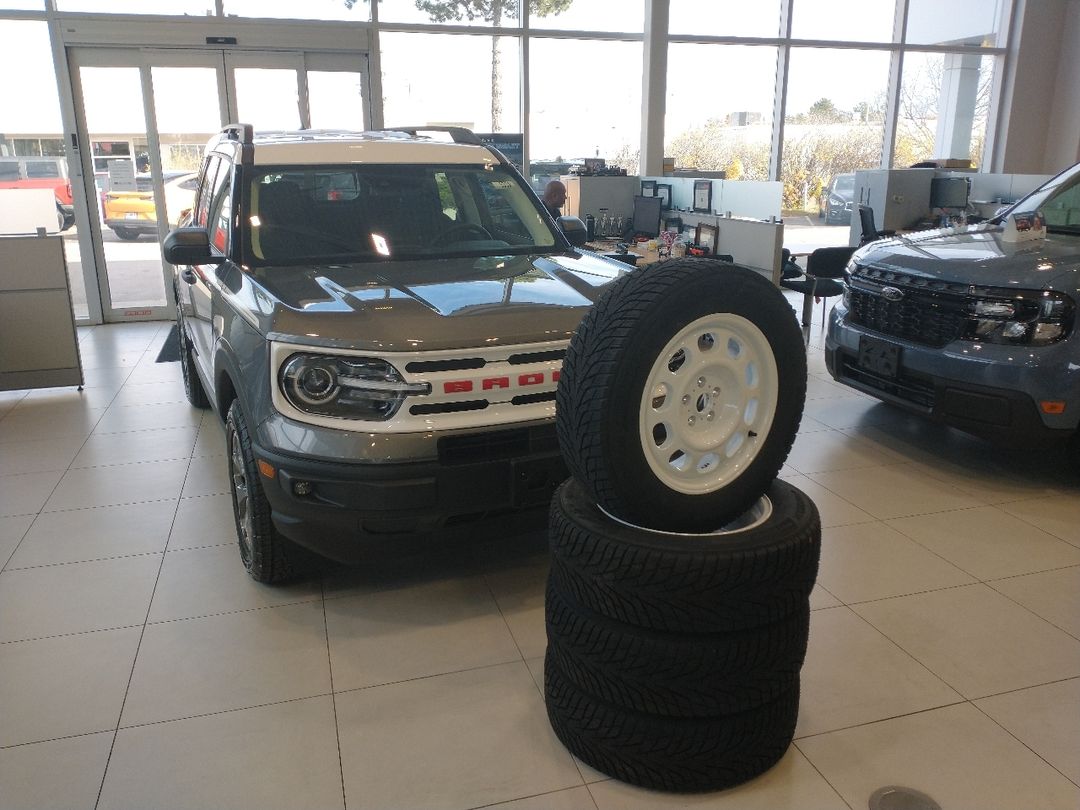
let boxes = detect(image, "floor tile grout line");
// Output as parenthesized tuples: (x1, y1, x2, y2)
(0, 727, 116, 752)
(0, 415, 104, 575)
(470, 785, 599, 810)
(319, 576, 349, 810)
(793, 698, 972, 743)
(968, 696, 1080, 791)
(832, 601, 970, 700)
(475, 565, 597, 792)
(790, 740, 858, 810)
(92, 448, 193, 810)
(982, 579, 1080, 644)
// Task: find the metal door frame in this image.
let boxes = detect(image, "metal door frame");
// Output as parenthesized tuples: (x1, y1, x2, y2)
(64, 41, 370, 323)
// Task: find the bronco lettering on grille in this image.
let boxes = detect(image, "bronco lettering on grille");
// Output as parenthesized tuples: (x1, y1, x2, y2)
(443, 370, 560, 395)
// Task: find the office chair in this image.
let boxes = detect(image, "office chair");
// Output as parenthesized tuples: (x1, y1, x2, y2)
(857, 205, 896, 246)
(780, 248, 803, 280)
(780, 245, 856, 327)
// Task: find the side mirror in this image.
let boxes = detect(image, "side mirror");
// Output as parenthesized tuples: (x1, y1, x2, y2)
(163, 227, 224, 266)
(558, 215, 588, 247)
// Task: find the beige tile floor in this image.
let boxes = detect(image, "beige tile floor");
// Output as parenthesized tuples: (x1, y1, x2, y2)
(0, 313, 1078, 810)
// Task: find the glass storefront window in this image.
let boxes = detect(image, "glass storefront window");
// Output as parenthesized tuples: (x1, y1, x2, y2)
(665, 44, 777, 178)
(223, 0, 370, 21)
(529, 0, 642, 33)
(55, 0, 215, 13)
(377, 0, 519, 27)
(894, 51, 994, 168)
(906, 0, 1008, 47)
(308, 71, 366, 130)
(0, 20, 90, 320)
(381, 32, 520, 134)
(530, 38, 641, 171)
(782, 48, 891, 250)
(791, 0, 897, 42)
(669, 0, 780, 38)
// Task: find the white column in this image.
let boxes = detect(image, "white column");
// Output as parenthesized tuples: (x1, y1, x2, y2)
(639, 0, 669, 176)
(933, 51, 982, 160)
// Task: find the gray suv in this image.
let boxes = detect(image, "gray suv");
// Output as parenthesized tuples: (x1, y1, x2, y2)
(825, 161, 1080, 466)
(165, 125, 625, 582)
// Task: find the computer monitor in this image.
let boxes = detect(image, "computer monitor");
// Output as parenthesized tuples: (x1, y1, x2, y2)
(930, 177, 970, 209)
(632, 194, 663, 237)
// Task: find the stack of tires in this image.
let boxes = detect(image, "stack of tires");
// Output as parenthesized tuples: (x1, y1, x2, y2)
(546, 259, 822, 792)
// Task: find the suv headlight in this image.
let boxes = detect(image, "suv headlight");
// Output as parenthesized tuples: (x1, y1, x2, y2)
(964, 290, 1075, 347)
(280, 353, 430, 420)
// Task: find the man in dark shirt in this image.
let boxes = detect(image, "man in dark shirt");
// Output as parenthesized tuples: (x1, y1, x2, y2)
(542, 180, 566, 219)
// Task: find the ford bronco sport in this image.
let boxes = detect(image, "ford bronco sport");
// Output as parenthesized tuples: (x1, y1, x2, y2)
(164, 125, 625, 582)
(825, 161, 1080, 467)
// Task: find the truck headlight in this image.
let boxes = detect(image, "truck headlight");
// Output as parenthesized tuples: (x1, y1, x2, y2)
(280, 353, 430, 420)
(965, 290, 1074, 347)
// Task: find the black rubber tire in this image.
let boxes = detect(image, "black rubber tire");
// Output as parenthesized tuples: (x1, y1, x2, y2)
(175, 295, 210, 409)
(545, 653, 798, 793)
(556, 259, 806, 532)
(548, 477, 820, 634)
(113, 227, 141, 241)
(226, 401, 296, 584)
(546, 582, 809, 718)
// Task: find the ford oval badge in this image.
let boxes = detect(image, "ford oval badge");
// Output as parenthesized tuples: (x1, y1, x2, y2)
(881, 286, 904, 302)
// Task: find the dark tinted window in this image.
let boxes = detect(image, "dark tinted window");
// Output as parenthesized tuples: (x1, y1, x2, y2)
(26, 161, 61, 179)
(247, 163, 556, 264)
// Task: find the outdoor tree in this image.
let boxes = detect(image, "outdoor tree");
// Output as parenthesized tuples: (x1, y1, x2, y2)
(347, 0, 573, 131)
(895, 55, 993, 167)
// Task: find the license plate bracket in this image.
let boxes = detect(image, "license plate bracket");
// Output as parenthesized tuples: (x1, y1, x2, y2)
(858, 335, 901, 379)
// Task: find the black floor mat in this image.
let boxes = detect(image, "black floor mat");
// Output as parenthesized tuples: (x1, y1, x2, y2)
(156, 325, 180, 363)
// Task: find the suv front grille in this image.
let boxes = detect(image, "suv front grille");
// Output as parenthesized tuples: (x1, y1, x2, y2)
(847, 267, 971, 348)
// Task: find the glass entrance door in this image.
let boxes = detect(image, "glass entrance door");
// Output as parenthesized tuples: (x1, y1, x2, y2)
(67, 47, 368, 323)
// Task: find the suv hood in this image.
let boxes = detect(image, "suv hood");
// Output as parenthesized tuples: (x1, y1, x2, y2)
(857, 224, 1080, 294)
(252, 250, 624, 352)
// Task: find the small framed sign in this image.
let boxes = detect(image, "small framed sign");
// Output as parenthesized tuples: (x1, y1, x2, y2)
(656, 183, 672, 210)
(640, 179, 657, 197)
(693, 179, 713, 213)
(694, 222, 719, 255)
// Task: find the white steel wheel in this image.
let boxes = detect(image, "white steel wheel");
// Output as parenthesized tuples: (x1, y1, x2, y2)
(639, 313, 778, 495)
(556, 258, 807, 532)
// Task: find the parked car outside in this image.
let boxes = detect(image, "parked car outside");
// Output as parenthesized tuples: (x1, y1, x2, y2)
(104, 170, 198, 240)
(825, 160, 1080, 467)
(0, 156, 74, 230)
(164, 125, 626, 582)
(818, 173, 855, 225)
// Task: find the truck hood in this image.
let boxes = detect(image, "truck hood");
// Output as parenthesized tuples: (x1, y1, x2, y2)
(251, 250, 624, 353)
(856, 224, 1080, 294)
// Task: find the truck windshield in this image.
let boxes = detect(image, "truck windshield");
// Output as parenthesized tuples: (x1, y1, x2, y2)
(1007, 162, 1080, 235)
(246, 163, 559, 264)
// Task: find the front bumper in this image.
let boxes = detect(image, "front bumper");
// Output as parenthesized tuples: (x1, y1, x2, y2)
(252, 423, 566, 562)
(825, 303, 1079, 445)
(105, 217, 157, 233)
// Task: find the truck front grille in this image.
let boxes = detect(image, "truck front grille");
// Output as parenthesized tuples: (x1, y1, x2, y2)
(847, 267, 971, 348)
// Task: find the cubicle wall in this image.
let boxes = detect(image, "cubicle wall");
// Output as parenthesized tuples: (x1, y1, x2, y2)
(562, 176, 784, 225)
(0, 235, 83, 390)
(848, 169, 1057, 245)
(641, 177, 783, 221)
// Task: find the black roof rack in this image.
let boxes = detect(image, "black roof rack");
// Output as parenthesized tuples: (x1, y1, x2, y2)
(378, 126, 483, 146)
(221, 123, 254, 146)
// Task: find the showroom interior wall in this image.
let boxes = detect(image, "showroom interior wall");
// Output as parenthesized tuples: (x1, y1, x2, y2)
(4, 0, 1078, 325)
(996, 0, 1080, 175)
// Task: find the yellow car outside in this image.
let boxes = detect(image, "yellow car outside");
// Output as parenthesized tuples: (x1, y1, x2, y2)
(104, 171, 198, 241)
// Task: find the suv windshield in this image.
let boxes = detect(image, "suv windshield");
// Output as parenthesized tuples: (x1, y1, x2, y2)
(1007, 162, 1080, 235)
(246, 163, 559, 264)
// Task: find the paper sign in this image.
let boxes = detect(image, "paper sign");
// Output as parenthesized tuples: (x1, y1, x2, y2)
(1001, 210, 1046, 243)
